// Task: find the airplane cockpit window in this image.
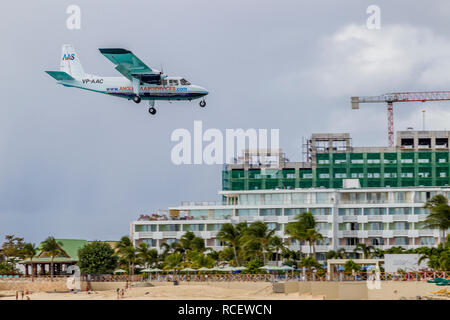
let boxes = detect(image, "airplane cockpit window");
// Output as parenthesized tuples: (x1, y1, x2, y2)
(180, 78, 191, 85)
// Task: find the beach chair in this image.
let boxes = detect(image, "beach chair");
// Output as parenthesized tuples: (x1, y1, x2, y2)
(430, 288, 447, 296)
(427, 277, 444, 283)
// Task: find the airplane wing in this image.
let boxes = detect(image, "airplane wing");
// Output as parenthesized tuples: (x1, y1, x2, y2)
(99, 48, 155, 80)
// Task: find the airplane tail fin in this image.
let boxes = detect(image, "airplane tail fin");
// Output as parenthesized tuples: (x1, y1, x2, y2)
(60, 44, 85, 78)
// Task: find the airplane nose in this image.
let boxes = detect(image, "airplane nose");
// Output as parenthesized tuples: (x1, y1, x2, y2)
(202, 87, 209, 95)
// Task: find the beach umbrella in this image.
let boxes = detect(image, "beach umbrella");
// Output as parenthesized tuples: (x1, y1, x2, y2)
(114, 269, 126, 274)
(279, 266, 295, 271)
(140, 268, 154, 273)
(222, 266, 236, 272)
(181, 267, 197, 272)
(198, 267, 212, 271)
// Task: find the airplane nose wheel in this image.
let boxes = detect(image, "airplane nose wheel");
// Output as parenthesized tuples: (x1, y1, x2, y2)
(148, 107, 157, 115)
(199, 99, 206, 108)
(133, 95, 141, 103)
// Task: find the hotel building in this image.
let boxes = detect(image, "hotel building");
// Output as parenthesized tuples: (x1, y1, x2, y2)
(131, 130, 450, 262)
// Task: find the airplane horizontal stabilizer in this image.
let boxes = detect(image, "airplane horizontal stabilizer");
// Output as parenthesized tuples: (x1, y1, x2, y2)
(45, 71, 75, 81)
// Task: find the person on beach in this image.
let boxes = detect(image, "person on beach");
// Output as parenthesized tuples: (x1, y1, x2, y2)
(15, 291, 18, 300)
(21, 291, 24, 299)
(116, 288, 120, 299)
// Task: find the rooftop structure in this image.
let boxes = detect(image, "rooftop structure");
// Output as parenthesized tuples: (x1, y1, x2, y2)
(223, 130, 450, 191)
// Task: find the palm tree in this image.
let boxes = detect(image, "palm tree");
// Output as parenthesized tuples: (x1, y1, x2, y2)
(241, 221, 276, 264)
(286, 211, 322, 258)
(217, 223, 243, 266)
(22, 243, 36, 281)
(136, 242, 158, 268)
(268, 236, 285, 266)
(326, 248, 346, 260)
(40, 237, 66, 281)
(423, 195, 450, 244)
(353, 243, 374, 259)
(116, 236, 136, 275)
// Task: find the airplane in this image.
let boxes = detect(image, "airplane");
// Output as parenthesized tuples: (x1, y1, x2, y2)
(45, 45, 208, 115)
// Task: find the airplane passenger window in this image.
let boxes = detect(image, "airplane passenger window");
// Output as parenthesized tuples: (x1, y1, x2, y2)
(180, 78, 191, 85)
(169, 79, 179, 86)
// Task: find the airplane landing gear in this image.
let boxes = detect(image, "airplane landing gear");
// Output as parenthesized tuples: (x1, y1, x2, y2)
(133, 95, 141, 103)
(149, 107, 156, 115)
(199, 99, 206, 108)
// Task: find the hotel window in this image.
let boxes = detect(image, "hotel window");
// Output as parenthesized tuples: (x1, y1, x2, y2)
(345, 238, 359, 245)
(266, 223, 280, 231)
(351, 159, 364, 164)
(340, 222, 359, 231)
(302, 173, 313, 179)
(213, 209, 232, 219)
(401, 159, 413, 163)
(236, 209, 258, 217)
(189, 210, 209, 220)
(319, 173, 330, 178)
(338, 208, 361, 216)
(394, 237, 409, 246)
(367, 159, 380, 164)
(401, 172, 414, 178)
(143, 239, 157, 247)
(318, 159, 329, 164)
(335, 173, 347, 178)
(420, 237, 435, 246)
(369, 238, 384, 246)
(418, 172, 430, 178)
(335, 159, 346, 164)
(414, 207, 429, 215)
(364, 207, 386, 215)
(418, 158, 429, 163)
(260, 208, 282, 216)
(310, 208, 331, 216)
(351, 173, 364, 178)
(184, 224, 204, 231)
(291, 193, 307, 205)
(316, 222, 330, 230)
(206, 224, 222, 231)
(264, 193, 285, 205)
(392, 222, 409, 230)
(393, 192, 407, 202)
(285, 208, 307, 216)
(389, 207, 411, 215)
(384, 172, 397, 178)
(240, 194, 260, 205)
(316, 193, 330, 204)
(367, 222, 384, 230)
(439, 172, 447, 177)
(316, 237, 330, 245)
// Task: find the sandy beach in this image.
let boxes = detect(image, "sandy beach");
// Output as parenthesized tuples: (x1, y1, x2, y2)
(0, 283, 324, 300)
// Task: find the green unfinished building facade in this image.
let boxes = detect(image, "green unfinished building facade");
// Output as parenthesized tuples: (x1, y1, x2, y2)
(222, 131, 450, 191)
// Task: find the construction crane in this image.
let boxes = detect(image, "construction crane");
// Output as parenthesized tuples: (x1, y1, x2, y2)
(351, 91, 450, 147)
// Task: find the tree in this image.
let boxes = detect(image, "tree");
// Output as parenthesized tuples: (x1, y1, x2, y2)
(40, 237, 66, 281)
(285, 211, 322, 258)
(136, 242, 158, 268)
(116, 236, 137, 275)
(0, 235, 27, 264)
(353, 243, 374, 259)
(241, 221, 276, 265)
(423, 194, 450, 244)
(217, 223, 244, 266)
(326, 248, 346, 260)
(78, 241, 117, 274)
(344, 259, 361, 275)
(268, 236, 285, 266)
(22, 243, 37, 281)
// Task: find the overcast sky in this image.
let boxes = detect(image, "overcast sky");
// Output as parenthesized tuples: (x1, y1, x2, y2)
(2, 0, 450, 244)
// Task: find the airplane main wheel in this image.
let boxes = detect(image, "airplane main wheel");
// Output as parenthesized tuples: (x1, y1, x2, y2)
(149, 107, 157, 115)
(133, 95, 141, 103)
(199, 100, 206, 108)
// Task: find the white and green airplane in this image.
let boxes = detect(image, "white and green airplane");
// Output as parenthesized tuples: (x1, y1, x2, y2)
(46, 45, 208, 115)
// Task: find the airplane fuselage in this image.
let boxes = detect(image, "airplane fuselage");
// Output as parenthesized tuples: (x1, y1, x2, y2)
(58, 75, 208, 101)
